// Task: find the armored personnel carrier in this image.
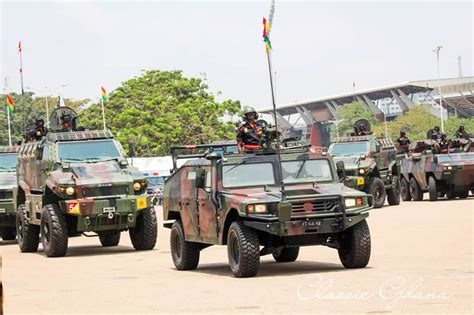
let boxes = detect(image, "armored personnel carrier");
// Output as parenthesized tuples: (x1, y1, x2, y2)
(0, 146, 19, 241)
(328, 119, 401, 208)
(163, 139, 374, 278)
(399, 137, 473, 201)
(15, 107, 157, 257)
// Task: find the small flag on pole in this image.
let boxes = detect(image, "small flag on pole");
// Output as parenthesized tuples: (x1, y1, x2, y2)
(6, 95, 14, 112)
(101, 86, 107, 104)
(262, 17, 272, 53)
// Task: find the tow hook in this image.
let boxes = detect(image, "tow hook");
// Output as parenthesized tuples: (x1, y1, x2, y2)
(127, 214, 134, 223)
(84, 216, 91, 226)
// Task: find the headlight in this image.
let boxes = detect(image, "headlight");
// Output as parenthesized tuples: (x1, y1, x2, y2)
(66, 187, 75, 196)
(444, 165, 452, 171)
(345, 197, 364, 208)
(247, 204, 267, 214)
(133, 182, 142, 191)
(359, 168, 367, 175)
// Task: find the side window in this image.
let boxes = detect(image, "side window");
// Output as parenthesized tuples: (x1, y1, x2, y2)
(42, 145, 50, 161)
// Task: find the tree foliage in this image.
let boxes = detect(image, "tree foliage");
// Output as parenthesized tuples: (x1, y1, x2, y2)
(332, 101, 380, 139)
(80, 70, 241, 156)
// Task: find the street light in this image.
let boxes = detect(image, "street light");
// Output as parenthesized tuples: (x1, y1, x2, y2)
(329, 119, 345, 142)
(432, 45, 444, 133)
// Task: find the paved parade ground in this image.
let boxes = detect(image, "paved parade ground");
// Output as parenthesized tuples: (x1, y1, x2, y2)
(2, 196, 473, 314)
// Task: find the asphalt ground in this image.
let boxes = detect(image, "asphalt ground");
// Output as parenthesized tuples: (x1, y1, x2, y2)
(1, 195, 473, 314)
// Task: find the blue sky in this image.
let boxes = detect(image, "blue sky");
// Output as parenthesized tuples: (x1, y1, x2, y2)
(1, 1, 472, 109)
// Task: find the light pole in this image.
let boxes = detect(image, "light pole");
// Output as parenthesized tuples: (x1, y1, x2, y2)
(432, 45, 444, 133)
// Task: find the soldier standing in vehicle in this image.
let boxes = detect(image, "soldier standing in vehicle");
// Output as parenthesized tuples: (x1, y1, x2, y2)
(28, 117, 49, 141)
(397, 131, 410, 153)
(236, 106, 265, 153)
(455, 126, 470, 139)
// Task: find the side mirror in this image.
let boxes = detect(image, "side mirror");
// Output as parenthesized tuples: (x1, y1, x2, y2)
(336, 161, 346, 182)
(195, 168, 206, 189)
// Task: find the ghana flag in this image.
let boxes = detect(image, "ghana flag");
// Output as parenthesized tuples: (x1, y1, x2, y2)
(6, 95, 14, 112)
(101, 86, 107, 104)
(262, 17, 272, 53)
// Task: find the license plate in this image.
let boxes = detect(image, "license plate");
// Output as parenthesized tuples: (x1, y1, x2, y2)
(137, 197, 147, 209)
(0, 208, 5, 213)
(103, 207, 116, 213)
(302, 220, 321, 228)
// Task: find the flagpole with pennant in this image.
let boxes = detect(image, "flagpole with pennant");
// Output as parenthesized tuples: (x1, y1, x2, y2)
(101, 86, 107, 130)
(262, 13, 286, 201)
(18, 41, 24, 95)
(5, 95, 14, 146)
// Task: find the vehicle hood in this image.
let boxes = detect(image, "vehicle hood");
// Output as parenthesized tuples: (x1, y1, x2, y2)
(53, 160, 133, 186)
(0, 171, 16, 190)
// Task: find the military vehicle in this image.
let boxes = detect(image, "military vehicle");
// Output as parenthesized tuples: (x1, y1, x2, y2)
(15, 107, 157, 257)
(163, 140, 374, 278)
(399, 138, 473, 201)
(0, 146, 19, 241)
(327, 119, 400, 208)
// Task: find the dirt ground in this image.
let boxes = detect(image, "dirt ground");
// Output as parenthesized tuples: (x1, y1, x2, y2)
(1, 196, 473, 314)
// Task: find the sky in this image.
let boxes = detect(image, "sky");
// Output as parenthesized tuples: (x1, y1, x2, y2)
(1, 0, 472, 110)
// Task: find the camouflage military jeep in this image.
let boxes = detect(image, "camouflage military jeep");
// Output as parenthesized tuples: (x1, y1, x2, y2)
(0, 146, 19, 241)
(328, 135, 400, 208)
(15, 108, 157, 257)
(163, 143, 373, 278)
(399, 138, 474, 201)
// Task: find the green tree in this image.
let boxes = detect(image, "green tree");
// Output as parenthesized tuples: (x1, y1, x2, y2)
(80, 70, 241, 156)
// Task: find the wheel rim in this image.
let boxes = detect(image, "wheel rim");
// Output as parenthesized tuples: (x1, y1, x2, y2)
(229, 232, 240, 266)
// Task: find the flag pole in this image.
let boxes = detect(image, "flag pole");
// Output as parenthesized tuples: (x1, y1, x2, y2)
(101, 97, 106, 130)
(19, 41, 24, 95)
(6, 105, 12, 146)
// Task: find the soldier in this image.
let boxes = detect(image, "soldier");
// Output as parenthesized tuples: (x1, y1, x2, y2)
(397, 131, 410, 153)
(438, 134, 450, 153)
(455, 125, 470, 139)
(428, 126, 442, 140)
(28, 117, 49, 141)
(236, 106, 265, 153)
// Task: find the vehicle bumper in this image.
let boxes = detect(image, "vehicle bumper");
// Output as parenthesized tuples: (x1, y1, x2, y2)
(0, 200, 16, 228)
(58, 195, 151, 232)
(244, 212, 369, 237)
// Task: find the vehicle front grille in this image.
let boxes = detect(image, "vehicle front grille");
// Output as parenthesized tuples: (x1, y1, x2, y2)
(0, 190, 13, 200)
(81, 185, 129, 198)
(290, 198, 341, 217)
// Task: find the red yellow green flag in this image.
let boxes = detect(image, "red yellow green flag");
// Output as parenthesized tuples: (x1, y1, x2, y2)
(262, 17, 272, 53)
(101, 86, 107, 104)
(6, 95, 14, 112)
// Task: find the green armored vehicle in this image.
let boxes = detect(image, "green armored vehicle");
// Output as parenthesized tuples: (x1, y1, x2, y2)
(328, 120, 400, 208)
(0, 146, 19, 241)
(163, 142, 374, 278)
(399, 138, 473, 201)
(15, 107, 157, 257)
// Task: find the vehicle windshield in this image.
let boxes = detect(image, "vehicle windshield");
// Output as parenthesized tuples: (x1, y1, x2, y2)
(147, 176, 164, 186)
(329, 142, 368, 156)
(223, 162, 275, 188)
(0, 154, 18, 171)
(282, 159, 333, 183)
(58, 140, 121, 162)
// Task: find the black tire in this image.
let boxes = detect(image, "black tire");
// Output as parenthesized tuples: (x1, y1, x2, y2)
(386, 176, 401, 205)
(272, 247, 300, 263)
(458, 191, 469, 199)
(400, 177, 411, 201)
(98, 230, 121, 247)
(129, 207, 157, 250)
(16, 204, 40, 252)
(428, 176, 438, 202)
(227, 221, 260, 278)
(170, 220, 200, 270)
(409, 177, 424, 201)
(338, 220, 371, 268)
(41, 204, 68, 257)
(365, 177, 386, 208)
(1, 227, 17, 241)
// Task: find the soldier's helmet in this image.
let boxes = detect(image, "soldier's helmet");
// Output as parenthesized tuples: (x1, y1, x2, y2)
(35, 117, 45, 126)
(242, 106, 258, 123)
(434, 126, 440, 132)
(400, 131, 406, 136)
(459, 125, 465, 131)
